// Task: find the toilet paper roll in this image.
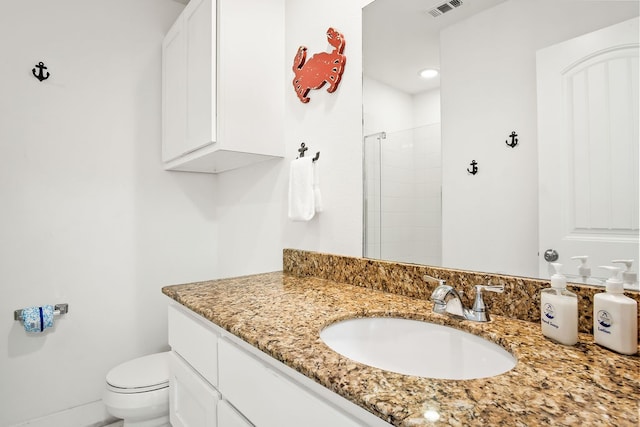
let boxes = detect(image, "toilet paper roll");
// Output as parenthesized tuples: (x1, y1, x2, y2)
(41, 305, 54, 330)
(21, 305, 54, 333)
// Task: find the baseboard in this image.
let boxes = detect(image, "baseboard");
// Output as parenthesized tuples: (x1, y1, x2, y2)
(11, 400, 117, 427)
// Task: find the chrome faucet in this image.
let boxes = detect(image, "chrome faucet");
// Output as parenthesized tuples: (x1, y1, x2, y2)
(425, 275, 504, 322)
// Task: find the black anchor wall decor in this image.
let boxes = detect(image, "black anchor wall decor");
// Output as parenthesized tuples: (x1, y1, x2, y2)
(32, 61, 50, 82)
(467, 160, 478, 175)
(506, 131, 518, 148)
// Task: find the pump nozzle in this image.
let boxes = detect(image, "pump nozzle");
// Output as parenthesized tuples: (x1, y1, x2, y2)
(599, 266, 623, 293)
(612, 259, 637, 287)
(571, 256, 591, 279)
(612, 259, 633, 270)
(550, 263, 566, 288)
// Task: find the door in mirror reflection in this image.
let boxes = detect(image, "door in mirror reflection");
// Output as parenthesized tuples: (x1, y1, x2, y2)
(537, 17, 639, 281)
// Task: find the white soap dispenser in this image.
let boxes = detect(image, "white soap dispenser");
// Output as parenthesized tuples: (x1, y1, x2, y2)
(593, 266, 638, 355)
(611, 259, 638, 291)
(541, 263, 578, 345)
(571, 256, 591, 283)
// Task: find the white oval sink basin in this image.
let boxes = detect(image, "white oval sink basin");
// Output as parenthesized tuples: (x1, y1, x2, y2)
(320, 317, 516, 380)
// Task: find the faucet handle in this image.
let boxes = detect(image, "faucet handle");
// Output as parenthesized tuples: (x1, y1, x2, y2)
(478, 284, 504, 294)
(472, 284, 504, 322)
(423, 274, 445, 286)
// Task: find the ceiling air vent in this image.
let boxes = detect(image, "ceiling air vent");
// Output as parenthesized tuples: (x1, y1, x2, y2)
(428, 0, 463, 17)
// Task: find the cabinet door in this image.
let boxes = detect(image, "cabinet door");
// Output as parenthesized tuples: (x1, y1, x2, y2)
(218, 339, 362, 427)
(162, 0, 284, 172)
(162, 18, 187, 162)
(217, 0, 283, 155)
(169, 351, 220, 427)
(168, 304, 219, 387)
(218, 400, 253, 427)
(185, 0, 216, 154)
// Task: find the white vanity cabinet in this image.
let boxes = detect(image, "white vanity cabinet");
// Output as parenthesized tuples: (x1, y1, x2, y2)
(167, 303, 392, 427)
(161, 0, 284, 173)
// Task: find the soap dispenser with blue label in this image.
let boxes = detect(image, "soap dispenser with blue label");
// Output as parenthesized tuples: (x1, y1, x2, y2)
(541, 263, 578, 346)
(593, 266, 638, 355)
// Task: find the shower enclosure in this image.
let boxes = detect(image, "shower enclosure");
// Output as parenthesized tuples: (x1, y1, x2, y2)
(363, 124, 442, 265)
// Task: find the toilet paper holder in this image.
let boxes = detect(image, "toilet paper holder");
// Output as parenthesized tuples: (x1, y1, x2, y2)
(14, 303, 69, 321)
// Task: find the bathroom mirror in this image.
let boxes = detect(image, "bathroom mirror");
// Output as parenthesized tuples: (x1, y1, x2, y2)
(363, 0, 639, 287)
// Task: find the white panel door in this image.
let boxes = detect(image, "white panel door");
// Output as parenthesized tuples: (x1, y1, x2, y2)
(537, 17, 639, 280)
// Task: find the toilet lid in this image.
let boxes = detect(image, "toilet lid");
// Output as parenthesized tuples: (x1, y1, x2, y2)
(106, 351, 169, 392)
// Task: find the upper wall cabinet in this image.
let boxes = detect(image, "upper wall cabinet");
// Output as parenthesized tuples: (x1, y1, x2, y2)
(162, 0, 285, 173)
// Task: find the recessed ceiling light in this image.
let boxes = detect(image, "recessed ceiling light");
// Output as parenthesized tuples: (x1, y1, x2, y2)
(419, 68, 439, 79)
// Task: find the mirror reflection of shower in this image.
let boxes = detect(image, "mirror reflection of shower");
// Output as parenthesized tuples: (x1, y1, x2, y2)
(363, 125, 442, 265)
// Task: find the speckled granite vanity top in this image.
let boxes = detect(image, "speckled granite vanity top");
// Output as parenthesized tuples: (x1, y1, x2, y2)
(162, 251, 639, 426)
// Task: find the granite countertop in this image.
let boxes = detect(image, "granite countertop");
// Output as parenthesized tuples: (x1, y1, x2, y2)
(162, 271, 639, 427)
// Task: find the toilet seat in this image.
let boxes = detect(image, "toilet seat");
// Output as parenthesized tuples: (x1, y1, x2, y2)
(106, 352, 169, 394)
(106, 381, 168, 394)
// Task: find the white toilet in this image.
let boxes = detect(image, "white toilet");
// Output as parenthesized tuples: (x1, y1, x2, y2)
(103, 352, 170, 427)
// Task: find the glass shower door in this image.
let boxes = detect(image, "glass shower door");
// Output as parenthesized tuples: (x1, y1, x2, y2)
(363, 125, 442, 265)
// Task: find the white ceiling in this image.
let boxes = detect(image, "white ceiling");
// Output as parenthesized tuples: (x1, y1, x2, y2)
(363, 0, 506, 95)
(171, 0, 505, 94)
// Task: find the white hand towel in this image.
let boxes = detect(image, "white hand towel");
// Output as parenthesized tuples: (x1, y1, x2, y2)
(312, 161, 323, 213)
(288, 157, 315, 221)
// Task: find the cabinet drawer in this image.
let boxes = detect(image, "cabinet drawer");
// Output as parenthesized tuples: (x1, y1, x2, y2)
(168, 304, 218, 386)
(218, 338, 362, 427)
(169, 352, 220, 427)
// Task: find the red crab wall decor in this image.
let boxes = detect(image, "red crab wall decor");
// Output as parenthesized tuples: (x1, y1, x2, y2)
(292, 27, 346, 104)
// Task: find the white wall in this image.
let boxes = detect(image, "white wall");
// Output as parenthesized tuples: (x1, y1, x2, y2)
(440, 0, 639, 277)
(413, 90, 441, 127)
(213, 0, 373, 278)
(363, 76, 413, 136)
(0, 1, 219, 425)
(282, 0, 370, 259)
